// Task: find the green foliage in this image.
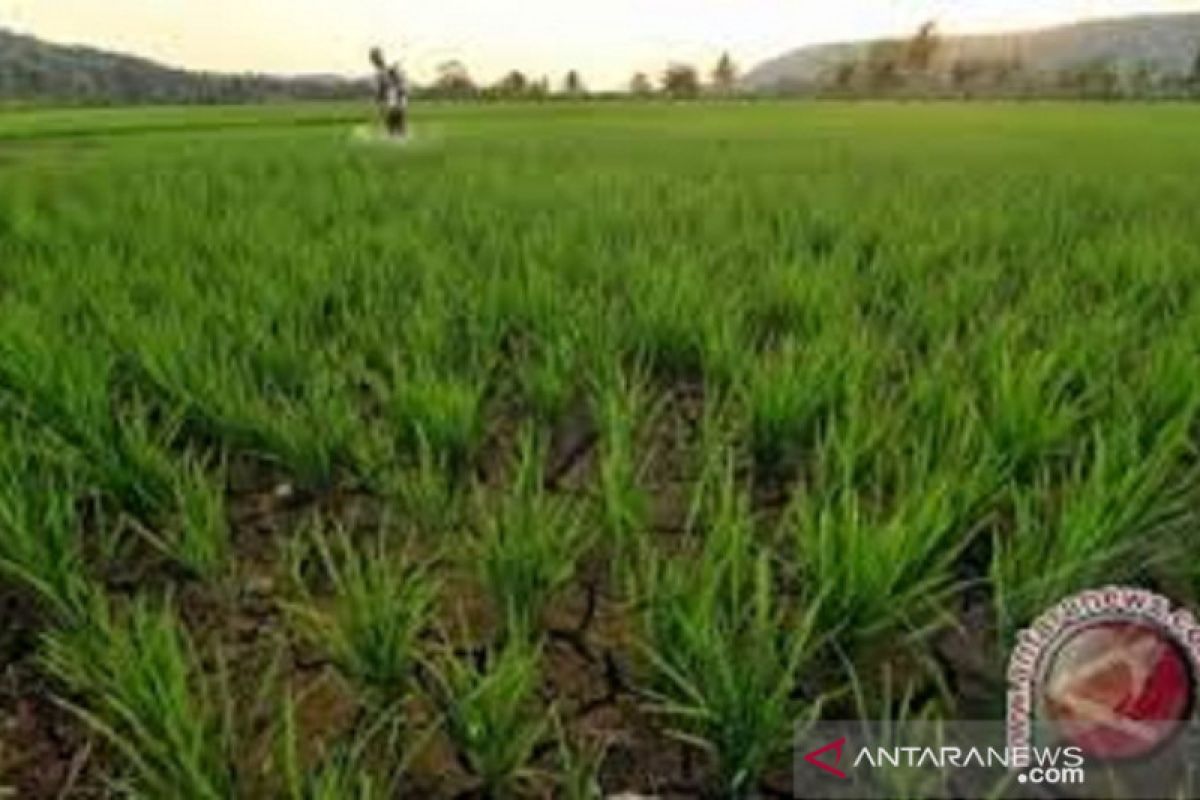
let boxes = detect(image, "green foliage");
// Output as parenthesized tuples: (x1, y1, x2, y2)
(41, 597, 237, 799)
(992, 422, 1196, 630)
(276, 691, 389, 800)
(473, 433, 590, 638)
(795, 456, 999, 642)
(0, 427, 90, 618)
(593, 367, 653, 586)
(135, 454, 231, 580)
(429, 637, 547, 797)
(640, 459, 825, 796)
(288, 526, 438, 701)
(385, 368, 485, 478)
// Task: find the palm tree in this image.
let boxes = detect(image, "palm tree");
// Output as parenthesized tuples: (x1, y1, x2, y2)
(711, 52, 738, 94)
(562, 70, 586, 96)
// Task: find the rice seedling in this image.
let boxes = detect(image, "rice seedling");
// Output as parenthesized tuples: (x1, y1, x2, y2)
(41, 596, 237, 799)
(276, 691, 388, 800)
(518, 329, 582, 425)
(0, 324, 178, 516)
(624, 266, 745, 386)
(384, 365, 486, 478)
(0, 430, 90, 619)
(592, 366, 654, 588)
(552, 719, 607, 800)
(473, 431, 590, 638)
(287, 525, 438, 702)
(841, 663, 958, 800)
(741, 329, 875, 475)
(793, 451, 999, 644)
(428, 636, 548, 798)
(972, 328, 1090, 481)
(992, 421, 1197, 631)
(126, 326, 359, 487)
(639, 459, 826, 796)
(390, 436, 467, 536)
(128, 453, 231, 580)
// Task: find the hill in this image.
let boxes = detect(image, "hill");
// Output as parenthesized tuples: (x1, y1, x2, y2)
(0, 28, 366, 104)
(744, 13, 1200, 94)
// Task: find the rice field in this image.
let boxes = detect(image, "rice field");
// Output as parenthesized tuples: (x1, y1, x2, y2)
(2, 99, 1200, 798)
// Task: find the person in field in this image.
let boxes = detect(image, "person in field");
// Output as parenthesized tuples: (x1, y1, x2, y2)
(370, 47, 409, 137)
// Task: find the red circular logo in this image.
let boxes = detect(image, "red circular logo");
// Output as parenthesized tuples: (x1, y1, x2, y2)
(1039, 620, 1195, 760)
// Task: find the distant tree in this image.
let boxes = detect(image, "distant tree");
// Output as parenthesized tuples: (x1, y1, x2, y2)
(904, 20, 941, 72)
(1123, 61, 1158, 97)
(1059, 59, 1119, 98)
(948, 57, 1025, 97)
(662, 63, 701, 98)
(1192, 45, 1200, 89)
(530, 75, 551, 99)
(864, 41, 903, 93)
(562, 70, 586, 95)
(495, 69, 529, 96)
(629, 71, 653, 96)
(832, 61, 858, 92)
(711, 52, 738, 93)
(434, 60, 475, 96)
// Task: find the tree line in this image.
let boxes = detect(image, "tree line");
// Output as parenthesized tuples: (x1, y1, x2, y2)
(424, 26, 1200, 101)
(419, 53, 740, 99)
(776, 22, 1200, 100)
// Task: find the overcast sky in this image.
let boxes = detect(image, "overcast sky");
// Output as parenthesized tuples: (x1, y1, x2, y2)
(4, 1, 1200, 88)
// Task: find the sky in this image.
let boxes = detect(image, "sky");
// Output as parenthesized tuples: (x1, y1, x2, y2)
(4, 0, 1200, 89)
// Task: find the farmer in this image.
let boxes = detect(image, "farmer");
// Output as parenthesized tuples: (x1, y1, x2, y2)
(370, 47, 409, 137)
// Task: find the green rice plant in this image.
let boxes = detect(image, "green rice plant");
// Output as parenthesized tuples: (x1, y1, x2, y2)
(973, 332, 1090, 481)
(743, 256, 845, 348)
(385, 366, 485, 478)
(390, 436, 466, 536)
(519, 329, 581, 425)
(639, 460, 825, 797)
(1111, 332, 1200, 452)
(741, 330, 874, 475)
(473, 432, 590, 638)
(287, 525, 438, 702)
(808, 389, 901, 500)
(428, 636, 547, 798)
(171, 456, 231, 579)
(286, 756, 381, 800)
(106, 397, 185, 515)
(992, 421, 1196, 631)
(623, 267, 744, 385)
(131, 454, 230, 580)
(276, 691, 386, 800)
(0, 323, 182, 516)
(41, 596, 236, 800)
(794, 455, 998, 644)
(843, 663, 956, 800)
(552, 711, 607, 800)
(592, 366, 654, 588)
(129, 328, 360, 487)
(0, 432, 90, 619)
